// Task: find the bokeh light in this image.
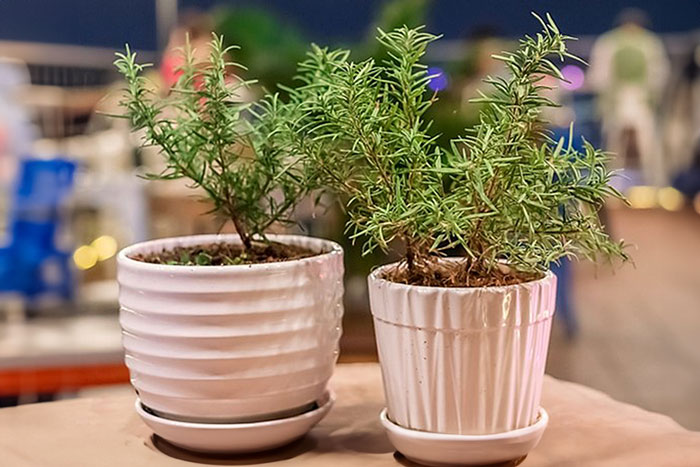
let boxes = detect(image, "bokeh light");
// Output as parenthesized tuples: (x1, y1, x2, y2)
(657, 187, 684, 211)
(91, 235, 118, 261)
(427, 67, 448, 92)
(627, 186, 657, 209)
(73, 245, 99, 270)
(560, 65, 585, 91)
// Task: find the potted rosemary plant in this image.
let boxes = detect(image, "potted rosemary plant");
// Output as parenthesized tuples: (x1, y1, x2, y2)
(289, 14, 627, 465)
(112, 37, 343, 452)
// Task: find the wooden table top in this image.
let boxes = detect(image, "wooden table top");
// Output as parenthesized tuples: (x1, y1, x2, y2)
(1, 363, 699, 466)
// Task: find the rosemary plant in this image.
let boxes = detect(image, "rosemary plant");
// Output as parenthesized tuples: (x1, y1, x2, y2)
(288, 14, 628, 285)
(114, 35, 307, 259)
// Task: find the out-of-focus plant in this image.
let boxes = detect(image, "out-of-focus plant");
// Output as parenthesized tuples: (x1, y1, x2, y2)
(360, 0, 431, 61)
(214, 6, 307, 95)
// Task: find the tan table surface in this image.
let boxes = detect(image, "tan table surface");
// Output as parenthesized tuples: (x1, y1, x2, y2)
(1, 363, 699, 467)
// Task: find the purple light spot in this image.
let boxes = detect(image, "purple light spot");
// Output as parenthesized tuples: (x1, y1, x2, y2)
(427, 67, 448, 92)
(560, 65, 585, 91)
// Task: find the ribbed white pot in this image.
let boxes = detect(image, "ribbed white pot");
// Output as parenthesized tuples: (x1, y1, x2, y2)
(117, 234, 343, 422)
(368, 262, 556, 435)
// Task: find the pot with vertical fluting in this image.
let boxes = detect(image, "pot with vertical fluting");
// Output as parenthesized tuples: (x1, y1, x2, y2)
(368, 261, 556, 435)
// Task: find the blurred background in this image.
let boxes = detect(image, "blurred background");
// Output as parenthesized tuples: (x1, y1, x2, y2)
(0, 0, 699, 429)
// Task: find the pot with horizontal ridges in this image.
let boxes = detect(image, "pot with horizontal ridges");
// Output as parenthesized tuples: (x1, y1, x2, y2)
(117, 234, 344, 423)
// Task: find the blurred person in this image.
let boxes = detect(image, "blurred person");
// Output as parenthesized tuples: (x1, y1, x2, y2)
(159, 10, 253, 100)
(134, 10, 253, 175)
(588, 8, 670, 186)
(160, 10, 215, 89)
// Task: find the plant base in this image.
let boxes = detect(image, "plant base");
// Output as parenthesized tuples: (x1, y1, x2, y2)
(135, 391, 334, 454)
(130, 240, 316, 266)
(380, 407, 549, 467)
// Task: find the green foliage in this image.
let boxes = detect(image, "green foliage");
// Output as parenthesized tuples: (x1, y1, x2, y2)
(287, 14, 628, 278)
(449, 13, 629, 273)
(287, 28, 446, 264)
(113, 35, 307, 250)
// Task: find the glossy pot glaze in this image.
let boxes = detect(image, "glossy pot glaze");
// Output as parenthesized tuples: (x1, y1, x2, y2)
(118, 234, 344, 422)
(368, 262, 556, 435)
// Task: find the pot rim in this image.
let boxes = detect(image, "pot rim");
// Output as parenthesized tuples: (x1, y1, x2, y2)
(118, 234, 342, 274)
(368, 259, 554, 292)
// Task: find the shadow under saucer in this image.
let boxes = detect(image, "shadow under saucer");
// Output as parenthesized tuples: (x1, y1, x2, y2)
(151, 433, 317, 465)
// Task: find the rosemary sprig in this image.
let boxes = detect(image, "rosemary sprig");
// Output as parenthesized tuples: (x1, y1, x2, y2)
(287, 13, 628, 280)
(113, 35, 307, 251)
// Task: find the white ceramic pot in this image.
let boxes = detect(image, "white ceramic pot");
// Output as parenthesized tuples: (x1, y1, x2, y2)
(368, 262, 556, 435)
(118, 234, 343, 422)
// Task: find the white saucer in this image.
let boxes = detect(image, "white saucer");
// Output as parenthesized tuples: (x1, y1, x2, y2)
(380, 407, 549, 466)
(136, 391, 334, 454)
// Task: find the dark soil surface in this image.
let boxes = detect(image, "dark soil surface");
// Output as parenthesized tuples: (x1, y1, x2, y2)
(131, 241, 317, 266)
(383, 259, 542, 288)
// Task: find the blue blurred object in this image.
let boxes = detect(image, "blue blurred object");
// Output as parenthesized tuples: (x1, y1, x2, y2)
(550, 125, 585, 153)
(0, 158, 76, 302)
(427, 66, 448, 92)
(673, 169, 700, 197)
(551, 258, 577, 339)
(575, 93, 602, 148)
(672, 143, 700, 197)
